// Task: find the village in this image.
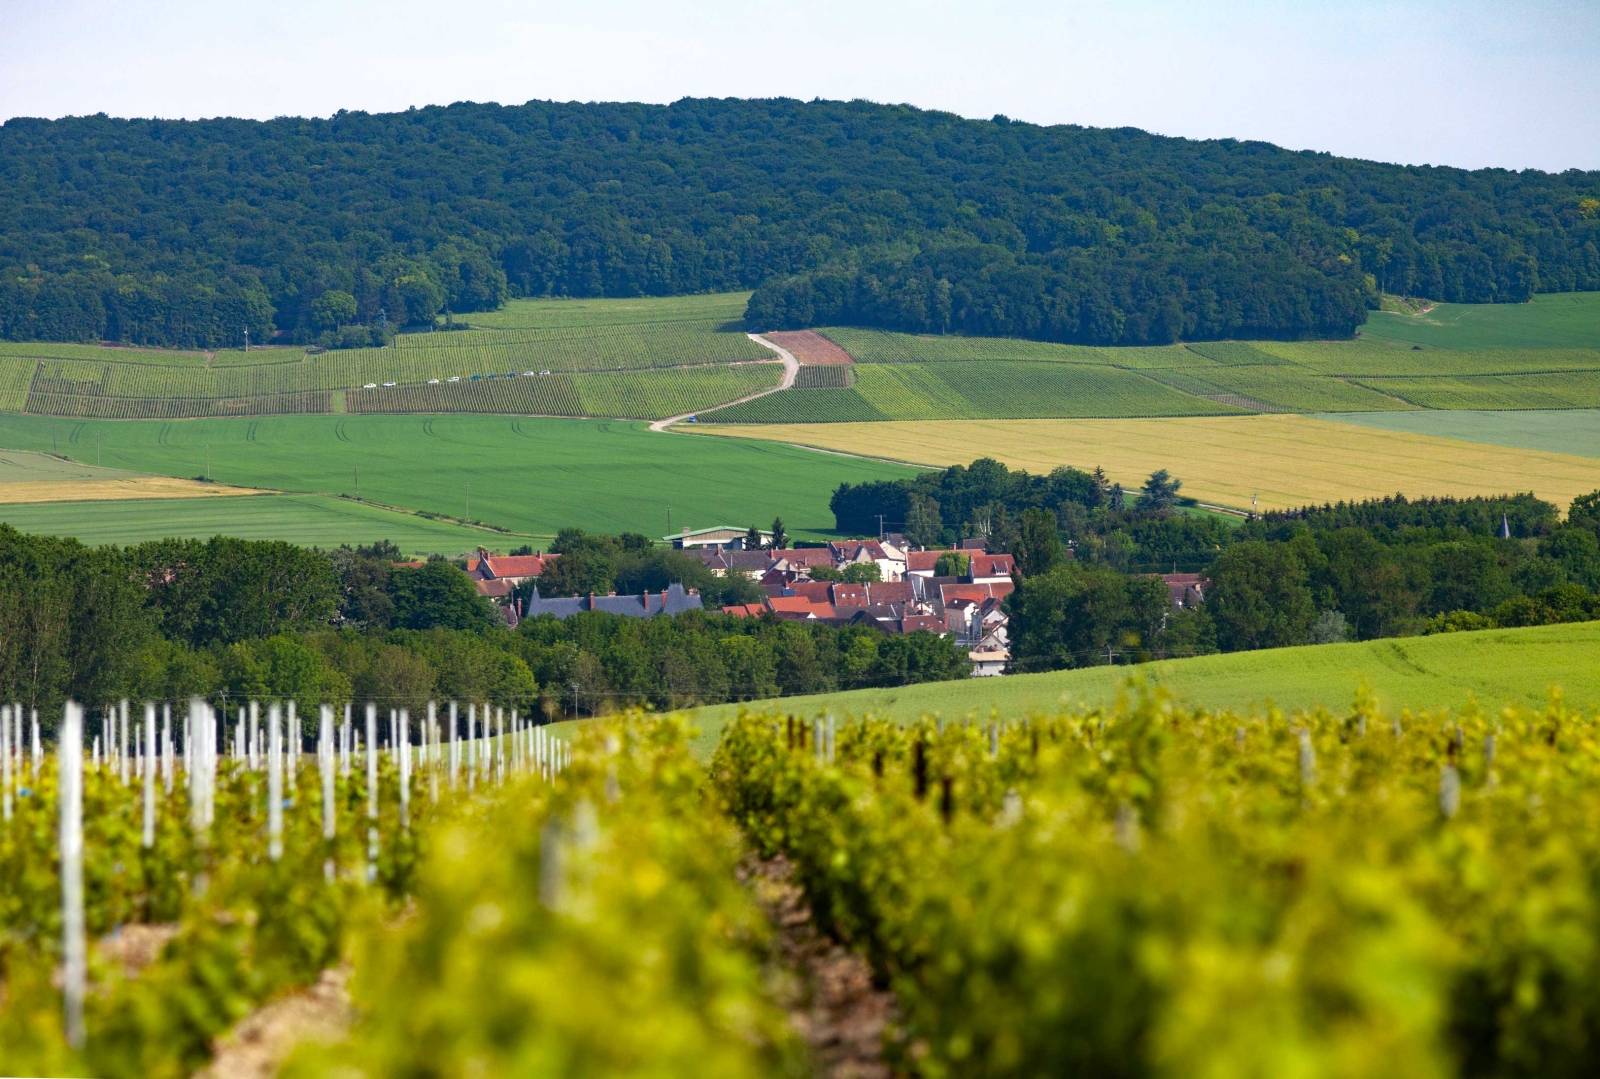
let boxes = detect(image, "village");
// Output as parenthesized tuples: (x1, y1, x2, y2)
(445, 525, 1206, 678)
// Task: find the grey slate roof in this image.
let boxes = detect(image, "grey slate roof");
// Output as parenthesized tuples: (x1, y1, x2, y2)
(522, 583, 703, 620)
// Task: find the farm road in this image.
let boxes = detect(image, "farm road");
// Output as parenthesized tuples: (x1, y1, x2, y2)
(648, 332, 797, 431)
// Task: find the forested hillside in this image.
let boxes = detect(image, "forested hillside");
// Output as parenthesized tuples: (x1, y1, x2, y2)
(1, 97, 1597, 349)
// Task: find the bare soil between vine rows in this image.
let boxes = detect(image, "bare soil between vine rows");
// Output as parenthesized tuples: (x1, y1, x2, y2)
(741, 852, 898, 1077)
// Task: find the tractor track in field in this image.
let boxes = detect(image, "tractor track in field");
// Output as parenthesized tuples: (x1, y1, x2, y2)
(648, 333, 798, 432)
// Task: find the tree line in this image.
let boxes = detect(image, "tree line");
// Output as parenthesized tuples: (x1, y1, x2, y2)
(0, 528, 966, 730)
(1, 98, 1595, 349)
(831, 459, 1600, 670)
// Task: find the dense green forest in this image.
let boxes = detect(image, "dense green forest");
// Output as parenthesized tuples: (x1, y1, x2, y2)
(1, 98, 1597, 349)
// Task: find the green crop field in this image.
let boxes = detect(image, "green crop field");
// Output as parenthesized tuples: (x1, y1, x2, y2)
(1323, 408, 1600, 458)
(0, 413, 919, 545)
(672, 621, 1600, 756)
(0, 293, 769, 421)
(0, 493, 539, 554)
(1361, 291, 1600, 349)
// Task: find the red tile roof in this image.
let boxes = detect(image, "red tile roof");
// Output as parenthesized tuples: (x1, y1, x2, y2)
(830, 540, 888, 562)
(831, 584, 869, 609)
(466, 553, 554, 580)
(474, 578, 517, 599)
(906, 550, 956, 572)
(939, 581, 1015, 605)
(787, 581, 834, 602)
(767, 595, 837, 619)
(968, 553, 1015, 578)
(721, 603, 767, 618)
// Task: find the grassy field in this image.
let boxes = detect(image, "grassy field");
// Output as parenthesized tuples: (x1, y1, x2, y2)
(1360, 291, 1600, 349)
(668, 621, 1600, 757)
(0, 293, 769, 420)
(0, 493, 547, 553)
(0, 413, 920, 545)
(1323, 408, 1600, 458)
(692, 414, 1600, 511)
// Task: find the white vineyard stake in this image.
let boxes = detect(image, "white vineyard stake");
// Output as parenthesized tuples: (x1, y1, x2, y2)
(142, 704, 156, 849)
(268, 704, 284, 861)
(449, 701, 459, 789)
(398, 708, 411, 830)
(1, 705, 11, 824)
(365, 703, 378, 884)
(59, 702, 87, 1050)
(320, 705, 336, 881)
(162, 704, 173, 794)
(286, 701, 298, 794)
(466, 704, 476, 793)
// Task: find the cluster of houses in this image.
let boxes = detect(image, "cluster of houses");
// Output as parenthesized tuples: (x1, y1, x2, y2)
(449, 530, 1205, 678)
(670, 528, 1018, 677)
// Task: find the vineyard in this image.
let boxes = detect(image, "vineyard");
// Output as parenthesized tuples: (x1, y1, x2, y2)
(714, 691, 1600, 1074)
(7, 685, 1600, 1074)
(345, 365, 778, 420)
(0, 294, 771, 421)
(709, 362, 1245, 422)
(713, 305, 1600, 424)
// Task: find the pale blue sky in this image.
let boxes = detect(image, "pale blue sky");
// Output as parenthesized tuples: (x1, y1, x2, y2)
(2, 0, 1596, 171)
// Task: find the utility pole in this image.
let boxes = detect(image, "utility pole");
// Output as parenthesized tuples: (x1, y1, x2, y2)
(569, 681, 580, 718)
(243, 326, 249, 353)
(877, 514, 885, 540)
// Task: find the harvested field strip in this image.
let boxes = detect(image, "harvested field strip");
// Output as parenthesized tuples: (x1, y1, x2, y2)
(761, 330, 856, 366)
(693, 414, 1600, 511)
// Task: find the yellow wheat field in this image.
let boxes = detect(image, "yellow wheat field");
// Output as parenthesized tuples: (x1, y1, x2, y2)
(0, 450, 263, 505)
(695, 415, 1600, 512)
